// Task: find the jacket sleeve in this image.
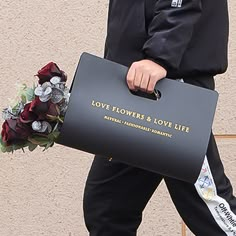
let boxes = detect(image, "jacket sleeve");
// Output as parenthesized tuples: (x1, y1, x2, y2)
(142, 0, 202, 73)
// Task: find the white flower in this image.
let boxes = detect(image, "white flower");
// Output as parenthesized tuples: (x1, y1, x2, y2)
(2, 103, 24, 120)
(50, 76, 66, 92)
(34, 78, 66, 104)
(32, 121, 52, 133)
(51, 88, 64, 104)
(50, 76, 61, 85)
(34, 82, 52, 102)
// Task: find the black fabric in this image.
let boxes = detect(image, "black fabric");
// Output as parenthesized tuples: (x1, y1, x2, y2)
(83, 131, 236, 236)
(104, 0, 229, 79)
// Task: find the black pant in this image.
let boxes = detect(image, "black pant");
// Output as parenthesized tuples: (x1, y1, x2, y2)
(83, 77, 236, 236)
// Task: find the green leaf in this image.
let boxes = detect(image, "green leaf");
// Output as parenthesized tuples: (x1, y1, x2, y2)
(28, 136, 50, 146)
(28, 143, 38, 152)
(0, 139, 35, 153)
(47, 131, 60, 141)
(26, 87, 35, 102)
(41, 141, 54, 151)
(33, 83, 36, 90)
(2, 145, 14, 153)
(11, 103, 21, 114)
(0, 137, 7, 153)
(17, 84, 27, 97)
(22, 83, 27, 90)
(21, 94, 27, 104)
(12, 142, 27, 152)
(45, 141, 54, 150)
(52, 131, 60, 139)
(1, 145, 7, 153)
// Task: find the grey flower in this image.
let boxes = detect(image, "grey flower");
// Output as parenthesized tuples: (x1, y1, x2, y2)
(34, 77, 67, 104)
(58, 91, 70, 115)
(32, 121, 52, 133)
(34, 82, 52, 102)
(51, 88, 64, 104)
(50, 76, 61, 85)
(2, 102, 24, 120)
(50, 76, 66, 90)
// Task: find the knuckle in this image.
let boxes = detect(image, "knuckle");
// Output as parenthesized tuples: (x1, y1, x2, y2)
(126, 78, 133, 85)
(131, 62, 138, 68)
(150, 72, 158, 78)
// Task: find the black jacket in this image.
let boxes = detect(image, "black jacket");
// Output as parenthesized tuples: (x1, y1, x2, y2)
(103, 0, 229, 79)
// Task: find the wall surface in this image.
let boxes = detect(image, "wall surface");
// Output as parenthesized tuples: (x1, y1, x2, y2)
(0, 0, 235, 236)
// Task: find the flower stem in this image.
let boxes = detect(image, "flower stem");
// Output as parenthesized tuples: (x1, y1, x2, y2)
(58, 116, 64, 123)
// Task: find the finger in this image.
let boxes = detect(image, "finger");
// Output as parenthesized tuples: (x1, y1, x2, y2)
(147, 75, 158, 93)
(126, 65, 136, 90)
(133, 69, 143, 90)
(140, 73, 150, 92)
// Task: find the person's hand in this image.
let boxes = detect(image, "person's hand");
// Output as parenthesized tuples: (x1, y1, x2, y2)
(126, 59, 167, 94)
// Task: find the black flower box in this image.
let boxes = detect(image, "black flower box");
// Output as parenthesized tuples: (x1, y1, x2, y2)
(56, 52, 218, 183)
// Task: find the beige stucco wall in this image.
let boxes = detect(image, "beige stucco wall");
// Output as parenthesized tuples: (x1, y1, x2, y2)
(0, 1, 235, 236)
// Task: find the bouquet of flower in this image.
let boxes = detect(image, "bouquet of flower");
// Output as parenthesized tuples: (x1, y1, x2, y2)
(0, 62, 70, 153)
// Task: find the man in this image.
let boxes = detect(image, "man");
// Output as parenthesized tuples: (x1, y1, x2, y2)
(83, 0, 236, 235)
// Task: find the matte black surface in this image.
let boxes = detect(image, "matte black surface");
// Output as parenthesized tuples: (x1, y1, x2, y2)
(57, 52, 218, 183)
(104, 0, 229, 78)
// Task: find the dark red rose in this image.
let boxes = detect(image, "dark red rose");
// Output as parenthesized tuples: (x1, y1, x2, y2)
(60, 70, 67, 82)
(15, 119, 31, 139)
(20, 103, 38, 123)
(1, 120, 12, 144)
(1, 119, 31, 145)
(30, 97, 49, 119)
(20, 97, 52, 122)
(20, 97, 61, 123)
(36, 62, 67, 84)
(47, 102, 60, 117)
